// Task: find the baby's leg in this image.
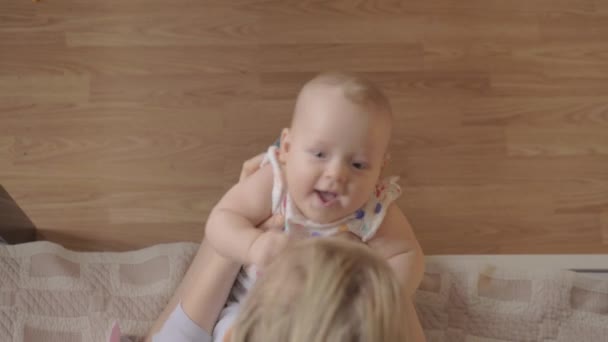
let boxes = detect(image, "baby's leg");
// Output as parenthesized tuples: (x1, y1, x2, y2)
(146, 238, 241, 341)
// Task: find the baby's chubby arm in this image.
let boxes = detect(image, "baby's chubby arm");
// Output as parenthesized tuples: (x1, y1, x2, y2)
(205, 163, 278, 265)
(366, 204, 425, 297)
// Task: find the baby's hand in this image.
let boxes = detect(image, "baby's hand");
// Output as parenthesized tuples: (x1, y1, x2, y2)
(247, 229, 290, 269)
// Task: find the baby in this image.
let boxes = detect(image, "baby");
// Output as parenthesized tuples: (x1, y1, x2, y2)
(206, 72, 425, 341)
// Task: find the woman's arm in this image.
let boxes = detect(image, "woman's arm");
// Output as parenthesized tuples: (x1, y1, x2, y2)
(145, 153, 272, 341)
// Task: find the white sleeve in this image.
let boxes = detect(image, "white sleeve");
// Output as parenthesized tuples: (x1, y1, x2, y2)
(152, 303, 212, 342)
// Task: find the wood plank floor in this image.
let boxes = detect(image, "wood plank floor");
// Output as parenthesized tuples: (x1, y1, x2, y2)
(1, 0, 607, 253)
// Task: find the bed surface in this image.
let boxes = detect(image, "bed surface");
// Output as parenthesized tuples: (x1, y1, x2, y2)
(0, 241, 606, 342)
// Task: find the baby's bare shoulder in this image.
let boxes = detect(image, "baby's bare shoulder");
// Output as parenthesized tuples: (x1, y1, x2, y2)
(366, 204, 420, 258)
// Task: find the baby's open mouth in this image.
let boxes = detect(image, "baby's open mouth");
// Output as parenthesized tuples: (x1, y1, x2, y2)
(315, 190, 338, 205)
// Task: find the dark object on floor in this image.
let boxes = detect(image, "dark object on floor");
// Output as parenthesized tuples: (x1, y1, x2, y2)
(0, 185, 36, 244)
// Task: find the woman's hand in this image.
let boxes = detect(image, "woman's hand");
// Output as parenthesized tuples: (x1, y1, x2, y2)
(239, 153, 265, 183)
(332, 230, 363, 244)
(247, 228, 290, 269)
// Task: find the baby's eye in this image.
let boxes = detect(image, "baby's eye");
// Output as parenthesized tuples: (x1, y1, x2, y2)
(312, 151, 325, 159)
(352, 162, 367, 170)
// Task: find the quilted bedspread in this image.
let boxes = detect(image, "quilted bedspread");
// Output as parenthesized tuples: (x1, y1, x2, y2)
(0, 241, 607, 342)
(417, 261, 608, 341)
(0, 241, 197, 342)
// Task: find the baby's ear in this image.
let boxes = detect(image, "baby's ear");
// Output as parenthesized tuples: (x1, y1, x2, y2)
(380, 152, 391, 175)
(279, 128, 291, 163)
(382, 152, 391, 169)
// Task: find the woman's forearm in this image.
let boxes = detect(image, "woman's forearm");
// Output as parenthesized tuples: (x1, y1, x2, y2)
(146, 239, 241, 341)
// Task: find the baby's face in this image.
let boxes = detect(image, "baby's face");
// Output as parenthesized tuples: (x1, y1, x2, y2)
(281, 85, 391, 224)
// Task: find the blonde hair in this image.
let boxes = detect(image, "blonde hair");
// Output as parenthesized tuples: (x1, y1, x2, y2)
(230, 239, 409, 342)
(301, 71, 392, 115)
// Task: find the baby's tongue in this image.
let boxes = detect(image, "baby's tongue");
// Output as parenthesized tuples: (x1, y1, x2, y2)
(319, 191, 336, 202)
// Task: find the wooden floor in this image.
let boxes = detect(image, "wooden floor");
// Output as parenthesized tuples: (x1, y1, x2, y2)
(1, 0, 607, 253)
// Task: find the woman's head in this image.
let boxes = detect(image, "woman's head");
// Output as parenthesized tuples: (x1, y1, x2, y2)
(228, 238, 409, 342)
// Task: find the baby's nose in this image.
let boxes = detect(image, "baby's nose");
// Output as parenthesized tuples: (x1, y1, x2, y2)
(326, 161, 349, 183)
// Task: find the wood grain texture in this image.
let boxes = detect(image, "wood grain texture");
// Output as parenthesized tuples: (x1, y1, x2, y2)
(1, 0, 607, 253)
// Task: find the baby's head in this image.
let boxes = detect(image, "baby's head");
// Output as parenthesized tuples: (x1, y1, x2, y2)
(279, 72, 393, 223)
(229, 238, 409, 342)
